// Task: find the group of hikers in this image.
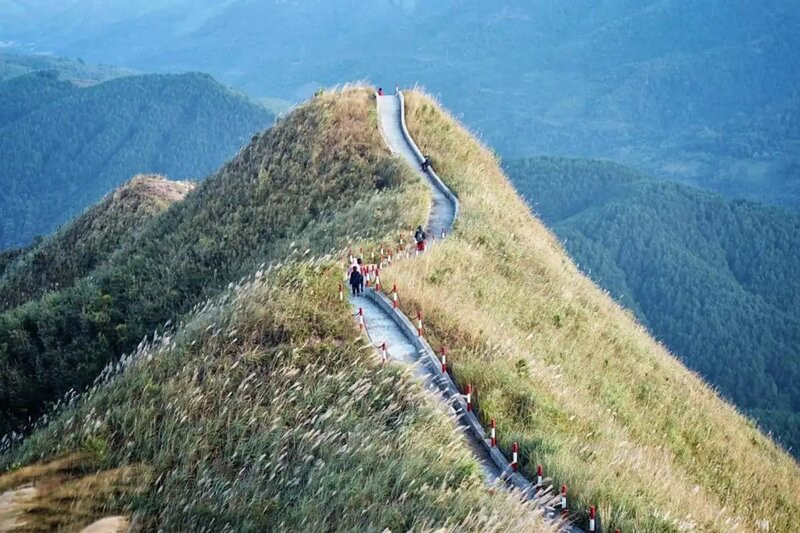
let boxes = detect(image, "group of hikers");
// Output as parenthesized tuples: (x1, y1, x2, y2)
(348, 225, 428, 296)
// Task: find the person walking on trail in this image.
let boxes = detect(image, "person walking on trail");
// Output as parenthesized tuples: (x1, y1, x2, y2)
(414, 225, 427, 253)
(357, 257, 366, 294)
(421, 155, 432, 172)
(349, 264, 364, 296)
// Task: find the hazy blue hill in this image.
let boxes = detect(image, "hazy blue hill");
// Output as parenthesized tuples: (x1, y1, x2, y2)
(0, 71, 273, 250)
(0, 51, 134, 84)
(0, 70, 74, 126)
(4, 1, 797, 208)
(506, 156, 800, 454)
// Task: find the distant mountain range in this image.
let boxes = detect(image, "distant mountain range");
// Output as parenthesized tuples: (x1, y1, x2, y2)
(0, 63, 273, 249)
(2, 0, 797, 209)
(506, 156, 800, 453)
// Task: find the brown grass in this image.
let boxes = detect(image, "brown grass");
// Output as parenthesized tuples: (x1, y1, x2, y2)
(0, 455, 145, 531)
(376, 89, 800, 532)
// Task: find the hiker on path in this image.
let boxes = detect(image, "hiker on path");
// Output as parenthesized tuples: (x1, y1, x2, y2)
(349, 263, 364, 296)
(414, 226, 427, 253)
(421, 155, 432, 172)
(357, 257, 366, 294)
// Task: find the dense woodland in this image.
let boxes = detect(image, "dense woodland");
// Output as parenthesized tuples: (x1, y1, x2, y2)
(506, 157, 800, 454)
(0, 89, 418, 438)
(0, 69, 273, 250)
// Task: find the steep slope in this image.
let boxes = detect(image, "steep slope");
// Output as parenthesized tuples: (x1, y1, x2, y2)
(379, 91, 800, 532)
(505, 157, 800, 453)
(0, 87, 549, 531)
(0, 87, 424, 443)
(0, 71, 273, 250)
(0, 175, 194, 311)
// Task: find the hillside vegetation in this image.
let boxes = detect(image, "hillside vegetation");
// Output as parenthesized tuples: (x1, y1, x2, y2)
(379, 91, 800, 532)
(505, 157, 800, 454)
(0, 87, 421, 437)
(0, 175, 194, 311)
(0, 71, 273, 250)
(0, 88, 550, 531)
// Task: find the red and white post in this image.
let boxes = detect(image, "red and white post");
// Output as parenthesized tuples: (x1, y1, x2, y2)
(588, 506, 596, 532)
(490, 419, 496, 447)
(392, 285, 399, 309)
(465, 384, 473, 411)
(358, 308, 365, 331)
(338, 283, 344, 301)
(381, 342, 388, 362)
(441, 228, 446, 239)
(440, 346, 447, 373)
(536, 464, 543, 487)
(511, 442, 519, 471)
(416, 311, 424, 336)
(375, 268, 382, 291)
(560, 485, 568, 518)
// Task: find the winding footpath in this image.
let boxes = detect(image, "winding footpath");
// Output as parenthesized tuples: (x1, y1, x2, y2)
(349, 92, 585, 532)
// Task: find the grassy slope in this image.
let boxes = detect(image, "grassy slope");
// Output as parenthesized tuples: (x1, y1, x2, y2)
(0, 87, 419, 434)
(0, 175, 194, 311)
(1, 88, 551, 531)
(381, 91, 800, 532)
(504, 156, 800, 453)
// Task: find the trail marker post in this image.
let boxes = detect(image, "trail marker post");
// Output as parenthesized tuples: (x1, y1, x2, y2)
(381, 342, 388, 362)
(490, 419, 496, 447)
(416, 311, 424, 336)
(465, 384, 473, 411)
(339, 284, 343, 301)
(536, 464, 543, 487)
(561, 485, 568, 518)
(588, 506, 596, 532)
(358, 308, 365, 331)
(511, 442, 519, 471)
(440, 346, 447, 373)
(392, 285, 399, 309)
(375, 268, 382, 291)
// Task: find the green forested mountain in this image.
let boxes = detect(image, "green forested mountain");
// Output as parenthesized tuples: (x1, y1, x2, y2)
(0, 175, 193, 311)
(3, 1, 797, 209)
(0, 70, 273, 250)
(0, 51, 134, 84)
(506, 157, 800, 454)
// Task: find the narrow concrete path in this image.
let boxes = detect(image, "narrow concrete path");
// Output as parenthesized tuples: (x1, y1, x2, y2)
(360, 92, 583, 532)
(377, 94, 456, 235)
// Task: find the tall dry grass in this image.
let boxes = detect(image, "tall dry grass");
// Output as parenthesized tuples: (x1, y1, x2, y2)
(1, 88, 556, 531)
(377, 89, 800, 532)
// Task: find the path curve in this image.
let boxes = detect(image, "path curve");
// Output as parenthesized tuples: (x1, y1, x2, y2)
(351, 92, 583, 532)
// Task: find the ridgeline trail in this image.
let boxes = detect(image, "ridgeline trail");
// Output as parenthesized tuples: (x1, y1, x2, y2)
(347, 91, 586, 532)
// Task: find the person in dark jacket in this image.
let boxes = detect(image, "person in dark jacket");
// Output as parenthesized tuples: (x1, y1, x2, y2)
(421, 155, 432, 172)
(349, 265, 363, 296)
(414, 226, 427, 252)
